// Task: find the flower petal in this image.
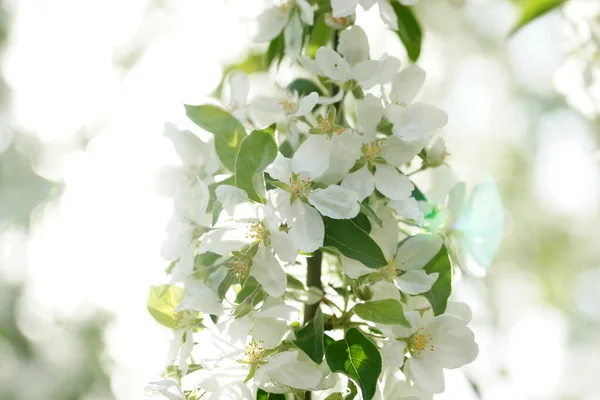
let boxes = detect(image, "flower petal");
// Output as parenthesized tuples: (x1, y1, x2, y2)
(228, 71, 249, 110)
(408, 103, 448, 131)
(405, 356, 445, 394)
(308, 185, 360, 219)
(373, 164, 414, 201)
(396, 270, 438, 294)
(254, 7, 289, 42)
(382, 340, 406, 370)
(341, 164, 375, 201)
(343, 256, 373, 278)
(284, 13, 303, 58)
(378, 0, 398, 30)
(381, 135, 425, 166)
(390, 65, 426, 105)
(251, 245, 287, 298)
(293, 134, 331, 179)
(357, 94, 384, 138)
(395, 234, 443, 271)
(315, 47, 353, 83)
(287, 200, 325, 252)
(297, 0, 315, 24)
(331, 0, 360, 17)
(266, 153, 293, 184)
(295, 92, 319, 116)
(338, 25, 369, 66)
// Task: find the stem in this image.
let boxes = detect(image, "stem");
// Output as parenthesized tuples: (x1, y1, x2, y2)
(304, 249, 323, 324)
(304, 250, 322, 400)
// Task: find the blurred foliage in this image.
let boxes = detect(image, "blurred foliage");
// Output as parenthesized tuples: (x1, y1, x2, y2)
(0, 1, 113, 399)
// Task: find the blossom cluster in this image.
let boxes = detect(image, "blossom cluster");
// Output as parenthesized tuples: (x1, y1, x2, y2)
(147, 1, 502, 399)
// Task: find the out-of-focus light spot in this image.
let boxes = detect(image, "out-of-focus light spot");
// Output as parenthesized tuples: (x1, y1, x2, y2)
(0, 229, 28, 284)
(508, 308, 566, 398)
(534, 108, 599, 218)
(574, 268, 600, 319)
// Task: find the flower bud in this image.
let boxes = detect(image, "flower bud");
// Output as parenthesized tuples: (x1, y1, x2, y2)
(233, 301, 253, 319)
(355, 284, 374, 301)
(425, 138, 448, 167)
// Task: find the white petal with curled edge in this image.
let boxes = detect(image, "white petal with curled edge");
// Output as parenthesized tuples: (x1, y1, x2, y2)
(163, 122, 212, 167)
(176, 278, 223, 316)
(315, 47, 353, 83)
(318, 131, 364, 183)
(396, 270, 438, 294)
(293, 134, 331, 179)
(373, 164, 414, 201)
(308, 185, 360, 219)
(332, 0, 359, 17)
(369, 206, 399, 260)
(287, 200, 325, 252)
(395, 234, 443, 271)
(295, 92, 319, 116)
(270, 229, 298, 264)
(376, 54, 401, 85)
(390, 64, 426, 105)
(297, 0, 315, 25)
(197, 226, 249, 255)
(317, 89, 344, 105)
(341, 164, 375, 201)
(338, 25, 369, 66)
(228, 71, 249, 110)
(378, 0, 398, 30)
(254, 7, 289, 42)
(405, 356, 446, 394)
(408, 103, 449, 131)
(250, 245, 287, 298)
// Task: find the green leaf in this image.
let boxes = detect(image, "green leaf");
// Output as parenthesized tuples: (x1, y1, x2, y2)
(325, 394, 344, 400)
(345, 380, 358, 400)
(184, 104, 246, 171)
(390, 3, 423, 62)
(267, 31, 285, 67)
(307, 9, 333, 58)
(359, 202, 383, 228)
(325, 328, 382, 400)
(256, 389, 286, 400)
(354, 299, 410, 327)
(234, 127, 278, 202)
(147, 284, 185, 329)
(323, 217, 387, 269)
(422, 245, 452, 315)
(510, 0, 567, 36)
(287, 78, 323, 97)
(293, 308, 325, 364)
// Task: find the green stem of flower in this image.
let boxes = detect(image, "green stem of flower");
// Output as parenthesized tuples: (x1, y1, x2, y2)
(304, 249, 323, 324)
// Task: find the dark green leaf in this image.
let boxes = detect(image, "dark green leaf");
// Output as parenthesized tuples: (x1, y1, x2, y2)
(510, 0, 567, 36)
(345, 380, 358, 400)
(267, 31, 285, 67)
(287, 78, 323, 97)
(147, 285, 185, 328)
(422, 246, 452, 315)
(234, 127, 278, 202)
(323, 217, 387, 269)
(354, 299, 410, 327)
(294, 308, 325, 364)
(410, 183, 428, 202)
(256, 389, 286, 400)
(325, 328, 382, 400)
(359, 202, 382, 228)
(184, 104, 246, 171)
(390, 3, 423, 62)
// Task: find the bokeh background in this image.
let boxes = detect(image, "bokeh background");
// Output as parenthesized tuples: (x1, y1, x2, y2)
(1, 0, 599, 399)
